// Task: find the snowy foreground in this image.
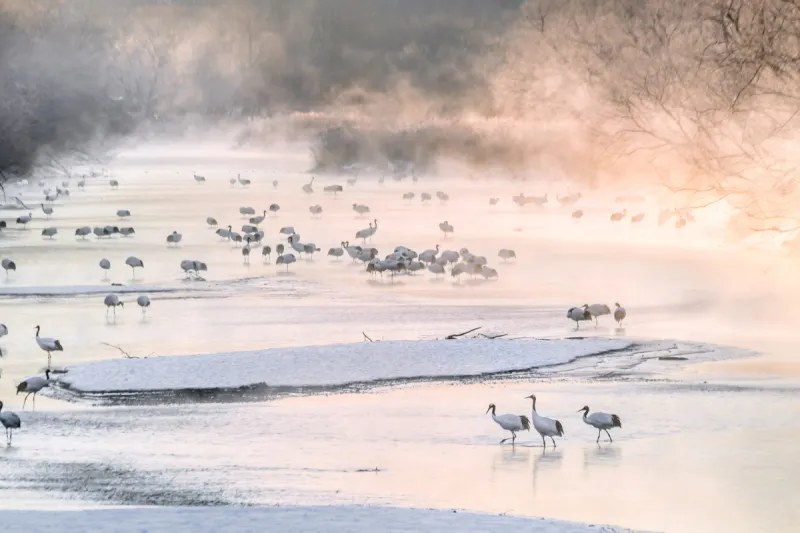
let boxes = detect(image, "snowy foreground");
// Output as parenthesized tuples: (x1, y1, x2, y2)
(57, 338, 634, 393)
(0, 506, 646, 533)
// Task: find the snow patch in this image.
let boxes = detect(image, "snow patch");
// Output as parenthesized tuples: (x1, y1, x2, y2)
(57, 338, 634, 393)
(0, 505, 646, 533)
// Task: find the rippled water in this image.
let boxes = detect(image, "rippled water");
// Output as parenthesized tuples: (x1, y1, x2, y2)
(1, 144, 799, 532)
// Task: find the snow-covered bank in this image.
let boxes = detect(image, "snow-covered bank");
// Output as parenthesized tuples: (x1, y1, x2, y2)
(56, 338, 634, 394)
(0, 506, 646, 533)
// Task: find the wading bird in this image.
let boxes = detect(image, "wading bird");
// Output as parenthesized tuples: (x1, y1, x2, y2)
(34, 325, 63, 369)
(567, 306, 592, 329)
(486, 403, 531, 445)
(578, 405, 621, 443)
(137, 295, 151, 315)
(17, 370, 50, 410)
(525, 394, 564, 448)
(586, 303, 611, 327)
(125, 256, 144, 277)
(104, 293, 124, 317)
(614, 303, 626, 327)
(0, 401, 21, 446)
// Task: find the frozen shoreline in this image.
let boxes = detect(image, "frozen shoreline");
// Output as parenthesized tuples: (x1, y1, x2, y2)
(0, 505, 648, 533)
(53, 338, 635, 395)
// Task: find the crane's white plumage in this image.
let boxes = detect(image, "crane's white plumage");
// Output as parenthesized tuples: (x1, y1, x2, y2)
(586, 303, 611, 326)
(567, 306, 591, 329)
(34, 325, 63, 369)
(486, 404, 531, 444)
(526, 394, 564, 448)
(614, 303, 626, 327)
(579, 406, 622, 443)
(17, 370, 51, 410)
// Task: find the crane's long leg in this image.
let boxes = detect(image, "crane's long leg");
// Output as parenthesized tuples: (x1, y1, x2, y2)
(597, 429, 601, 443)
(47, 352, 51, 370)
(541, 435, 546, 448)
(551, 436, 557, 447)
(511, 431, 517, 444)
(605, 429, 613, 443)
(33, 392, 37, 410)
(22, 393, 30, 410)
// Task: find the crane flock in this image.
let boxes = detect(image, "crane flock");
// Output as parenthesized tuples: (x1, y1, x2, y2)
(0, 168, 649, 449)
(487, 394, 622, 447)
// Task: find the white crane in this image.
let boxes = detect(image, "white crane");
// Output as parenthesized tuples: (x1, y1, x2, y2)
(0, 401, 21, 446)
(498, 249, 516, 262)
(567, 306, 591, 329)
(578, 406, 622, 443)
(353, 203, 370, 216)
(438, 221, 454, 238)
(328, 246, 344, 259)
(117, 209, 131, 218)
(125, 256, 144, 277)
(614, 303, 626, 327)
(486, 404, 531, 445)
(250, 211, 267, 225)
(166, 231, 182, 246)
(427, 263, 445, 277)
(41, 203, 53, 218)
(104, 293, 124, 316)
(344, 242, 362, 261)
(41, 227, 57, 239)
(16, 213, 32, 229)
(276, 253, 297, 271)
(75, 226, 91, 239)
(17, 370, 51, 410)
(99, 258, 111, 276)
(207, 217, 218, 228)
(525, 394, 564, 448)
(586, 303, 611, 327)
(35, 325, 63, 369)
(216, 225, 233, 240)
(419, 245, 439, 263)
(355, 219, 378, 243)
(303, 177, 315, 194)
(0, 257, 17, 277)
(137, 295, 151, 315)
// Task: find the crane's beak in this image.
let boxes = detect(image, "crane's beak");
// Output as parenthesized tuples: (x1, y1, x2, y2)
(485, 406, 491, 414)
(576, 409, 584, 413)
(524, 395, 534, 399)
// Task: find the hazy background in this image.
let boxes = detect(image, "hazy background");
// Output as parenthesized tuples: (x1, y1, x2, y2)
(3, 0, 800, 242)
